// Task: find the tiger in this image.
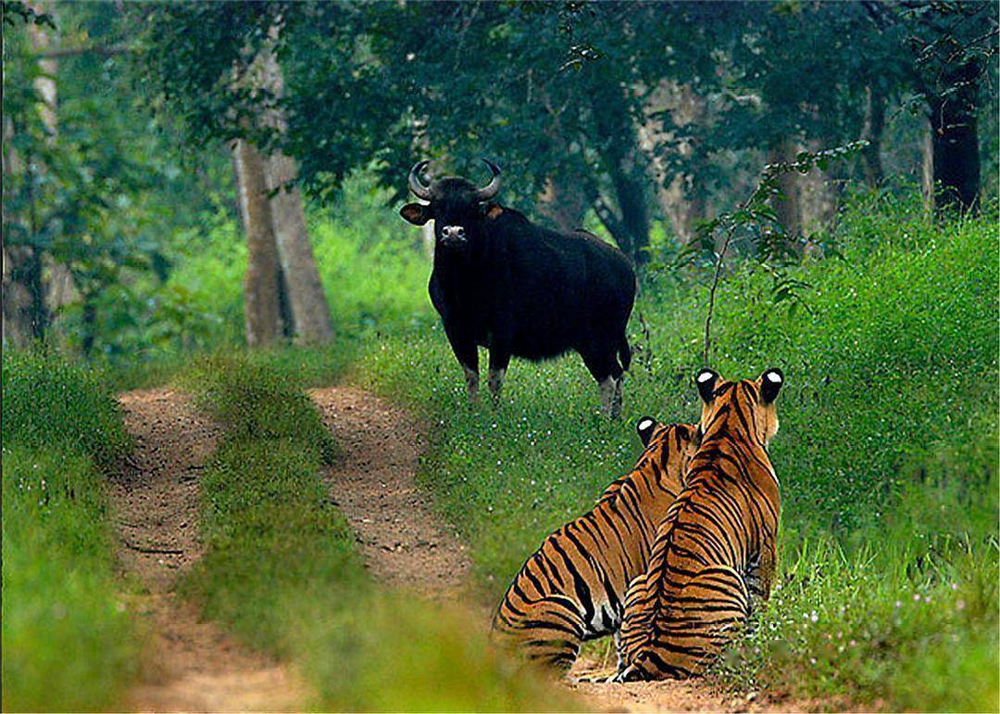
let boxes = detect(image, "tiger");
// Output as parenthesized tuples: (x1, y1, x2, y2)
(491, 417, 700, 670)
(614, 367, 785, 681)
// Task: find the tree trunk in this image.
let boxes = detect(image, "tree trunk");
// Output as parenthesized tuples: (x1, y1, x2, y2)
(768, 139, 801, 240)
(538, 175, 589, 232)
(591, 89, 650, 264)
(258, 38, 334, 344)
(921, 122, 934, 212)
(28, 2, 77, 318)
(861, 85, 885, 186)
(233, 139, 283, 346)
(928, 61, 981, 214)
(642, 82, 707, 244)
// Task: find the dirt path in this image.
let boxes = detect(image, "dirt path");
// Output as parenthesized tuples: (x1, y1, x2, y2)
(310, 386, 472, 596)
(111, 388, 306, 713)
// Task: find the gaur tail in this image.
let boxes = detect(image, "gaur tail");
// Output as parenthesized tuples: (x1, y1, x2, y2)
(618, 334, 632, 372)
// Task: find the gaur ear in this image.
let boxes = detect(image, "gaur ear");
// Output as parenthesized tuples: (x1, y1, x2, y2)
(760, 368, 784, 404)
(480, 201, 503, 220)
(636, 416, 660, 447)
(400, 203, 432, 225)
(696, 369, 718, 404)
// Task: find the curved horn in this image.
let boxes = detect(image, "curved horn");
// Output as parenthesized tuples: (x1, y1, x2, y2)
(408, 160, 433, 200)
(474, 158, 501, 201)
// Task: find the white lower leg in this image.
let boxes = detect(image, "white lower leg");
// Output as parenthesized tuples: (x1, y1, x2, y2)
(463, 366, 480, 401)
(599, 377, 616, 416)
(487, 367, 506, 399)
(611, 376, 624, 419)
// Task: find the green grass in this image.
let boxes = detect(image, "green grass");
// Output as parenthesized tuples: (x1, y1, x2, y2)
(357, 191, 999, 709)
(1, 353, 138, 712)
(183, 354, 576, 711)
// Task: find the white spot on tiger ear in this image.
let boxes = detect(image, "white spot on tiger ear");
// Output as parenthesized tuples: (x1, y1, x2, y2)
(697, 371, 714, 383)
(638, 418, 654, 432)
(766, 371, 782, 383)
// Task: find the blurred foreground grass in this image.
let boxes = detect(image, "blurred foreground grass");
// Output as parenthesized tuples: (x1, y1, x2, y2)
(1, 353, 139, 711)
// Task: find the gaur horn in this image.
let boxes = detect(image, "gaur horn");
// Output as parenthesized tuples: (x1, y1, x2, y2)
(474, 158, 501, 200)
(408, 160, 433, 200)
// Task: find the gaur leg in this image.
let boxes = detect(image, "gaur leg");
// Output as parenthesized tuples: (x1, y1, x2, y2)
(580, 347, 625, 419)
(443, 321, 479, 401)
(487, 337, 512, 402)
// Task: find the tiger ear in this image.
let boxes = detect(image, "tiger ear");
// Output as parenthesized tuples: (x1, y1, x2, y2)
(760, 368, 784, 404)
(636, 416, 659, 447)
(696, 369, 718, 404)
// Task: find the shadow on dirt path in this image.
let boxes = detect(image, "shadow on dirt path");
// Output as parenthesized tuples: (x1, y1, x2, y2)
(112, 388, 307, 713)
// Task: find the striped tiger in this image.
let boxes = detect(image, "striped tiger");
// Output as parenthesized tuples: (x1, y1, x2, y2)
(614, 368, 784, 681)
(492, 417, 700, 670)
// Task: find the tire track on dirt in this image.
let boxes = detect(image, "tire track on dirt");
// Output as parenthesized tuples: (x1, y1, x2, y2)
(112, 388, 306, 713)
(310, 386, 472, 596)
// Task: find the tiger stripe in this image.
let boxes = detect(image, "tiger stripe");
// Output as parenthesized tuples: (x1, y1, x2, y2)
(492, 419, 699, 669)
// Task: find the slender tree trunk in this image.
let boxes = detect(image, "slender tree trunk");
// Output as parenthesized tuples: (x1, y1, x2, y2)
(258, 39, 334, 344)
(2, 113, 33, 348)
(861, 85, 885, 186)
(928, 61, 981, 214)
(921, 122, 935, 212)
(28, 2, 77, 318)
(233, 139, 283, 346)
(768, 139, 801, 240)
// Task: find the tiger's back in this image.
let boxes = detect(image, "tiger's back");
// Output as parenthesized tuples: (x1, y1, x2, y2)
(616, 369, 784, 681)
(493, 418, 698, 669)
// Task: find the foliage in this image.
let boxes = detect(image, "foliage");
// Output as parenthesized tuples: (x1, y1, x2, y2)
(1, 351, 130, 467)
(358, 194, 998, 708)
(183, 354, 578, 711)
(1, 354, 138, 712)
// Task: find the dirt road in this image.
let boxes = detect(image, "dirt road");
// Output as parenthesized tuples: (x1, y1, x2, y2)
(113, 385, 789, 713)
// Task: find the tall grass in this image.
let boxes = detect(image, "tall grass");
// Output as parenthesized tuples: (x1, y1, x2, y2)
(184, 355, 576, 711)
(357, 192, 999, 709)
(1, 353, 138, 711)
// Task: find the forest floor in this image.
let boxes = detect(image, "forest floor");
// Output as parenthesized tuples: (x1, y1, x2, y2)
(112, 385, 805, 713)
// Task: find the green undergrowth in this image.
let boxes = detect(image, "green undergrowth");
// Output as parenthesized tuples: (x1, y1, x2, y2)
(357, 194, 999, 710)
(183, 354, 576, 711)
(1, 352, 138, 711)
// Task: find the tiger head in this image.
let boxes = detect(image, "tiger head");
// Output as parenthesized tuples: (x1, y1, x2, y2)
(694, 367, 784, 448)
(634, 416, 701, 487)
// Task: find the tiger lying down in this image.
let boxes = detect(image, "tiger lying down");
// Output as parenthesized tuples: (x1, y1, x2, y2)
(492, 417, 700, 669)
(494, 367, 784, 682)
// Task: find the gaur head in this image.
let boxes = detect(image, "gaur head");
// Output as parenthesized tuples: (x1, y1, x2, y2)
(695, 367, 784, 447)
(399, 159, 503, 250)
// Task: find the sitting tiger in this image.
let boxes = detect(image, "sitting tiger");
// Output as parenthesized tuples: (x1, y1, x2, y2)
(492, 417, 699, 670)
(614, 368, 784, 681)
